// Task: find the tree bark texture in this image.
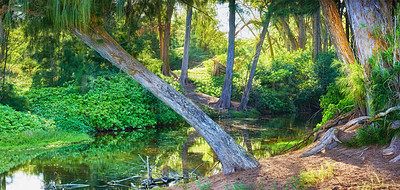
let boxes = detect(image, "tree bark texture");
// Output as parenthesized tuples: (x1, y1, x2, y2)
(312, 8, 322, 62)
(161, 0, 176, 77)
(297, 15, 306, 49)
(72, 26, 259, 175)
(344, 0, 393, 73)
(215, 0, 236, 109)
(239, 15, 271, 110)
(179, 6, 192, 85)
(319, 0, 356, 65)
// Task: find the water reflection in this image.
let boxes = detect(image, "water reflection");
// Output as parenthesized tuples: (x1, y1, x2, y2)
(2, 113, 320, 189)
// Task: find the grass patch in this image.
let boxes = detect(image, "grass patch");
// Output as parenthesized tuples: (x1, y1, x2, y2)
(225, 180, 264, 190)
(344, 124, 398, 148)
(228, 108, 261, 119)
(291, 160, 335, 189)
(0, 129, 92, 151)
(357, 173, 389, 190)
(196, 179, 211, 190)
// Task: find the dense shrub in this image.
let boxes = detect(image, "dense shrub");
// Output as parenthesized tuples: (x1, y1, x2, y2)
(0, 103, 54, 132)
(249, 50, 335, 113)
(26, 74, 184, 132)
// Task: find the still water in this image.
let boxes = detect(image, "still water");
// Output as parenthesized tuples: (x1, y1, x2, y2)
(1, 114, 320, 189)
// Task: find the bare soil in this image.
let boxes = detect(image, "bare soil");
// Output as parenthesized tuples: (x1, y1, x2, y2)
(171, 144, 400, 189)
(175, 84, 400, 190)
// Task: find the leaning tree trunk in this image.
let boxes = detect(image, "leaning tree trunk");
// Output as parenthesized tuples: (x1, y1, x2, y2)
(319, 0, 356, 65)
(279, 18, 298, 52)
(239, 14, 271, 110)
(312, 7, 322, 62)
(72, 26, 259, 175)
(344, 0, 393, 115)
(161, 0, 176, 78)
(215, 0, 236, 109)
(179, 5, 192, 85)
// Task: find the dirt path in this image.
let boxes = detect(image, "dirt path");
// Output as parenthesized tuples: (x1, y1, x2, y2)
(177, 85, 400, 189)
(182, 83, 240, 111)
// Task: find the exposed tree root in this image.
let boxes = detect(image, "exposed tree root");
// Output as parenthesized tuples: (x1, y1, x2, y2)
(300, 128, 341, 157)
(301, 106, 400, 158)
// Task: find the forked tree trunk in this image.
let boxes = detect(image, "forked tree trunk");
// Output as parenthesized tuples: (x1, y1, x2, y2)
(312, 7, 322, 62)
(239, 15, 271, 110)
(161, 0, 176, 78)
(72, 26, 259, 175)
(215, 0, 236, 109)
(344, 0, 393, 115)
(179, 6, 192, 85)
(319, 0, 356, 65)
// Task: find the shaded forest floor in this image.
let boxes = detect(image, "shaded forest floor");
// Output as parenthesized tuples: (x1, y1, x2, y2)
(182, 83, 241, 112)
(177, 84, 400, 189)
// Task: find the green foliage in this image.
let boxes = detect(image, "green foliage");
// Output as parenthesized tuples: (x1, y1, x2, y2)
(0, 103, 54, 132)
(369, 59, 400, 113)
(197, 179, 212, 190)
(26, 74, 184, 132)
(251, 50, 328, 113)
(0, 83, 27, 111)
(299, 161, 335, 187)
(345, 123, 399, 147)
(318, 62, 365, 128)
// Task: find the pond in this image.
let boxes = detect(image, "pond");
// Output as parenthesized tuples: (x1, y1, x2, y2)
(1, 113, 320, 189)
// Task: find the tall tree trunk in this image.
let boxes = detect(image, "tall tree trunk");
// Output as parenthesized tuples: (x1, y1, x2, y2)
(279, 18, 298, 52)
(0, 19, 8, 101)
(344, 0, 393, 115)
(239, 15, 271, 110)
(345, 0, 393, 72)
(179, 5, 192, 85)
(72, 26, 259, 175)
(267, 31, 274, 59)
(158, 11, 164, 62)
(312, 7, 322, 62)
(215, 0, 236, 109)
(319, 0, 356, 65)
(161, 0, 176, 78)
(297, 15, 306, 49)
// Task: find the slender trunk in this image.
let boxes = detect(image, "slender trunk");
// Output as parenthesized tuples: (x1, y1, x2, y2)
(279, 18, 298, 52)
(297, 15, 306, 49)
(239, 15, 271, 110)
(319, 0, 356, 65)
(158, 12, 164, 62)
(161, 0, 176, 77)
(179, 6, 192, 85)
(312, 7, 322, 62)
(0, 19, 7, 101)
(267, 31, 274, 59)
(344, 0, 393, 115)
(72, 26, 259, 175)
(215, 0, 236, 109)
